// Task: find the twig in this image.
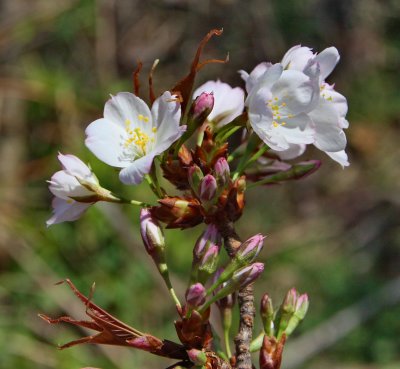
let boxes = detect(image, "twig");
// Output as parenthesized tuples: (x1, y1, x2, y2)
(217, 220, 255, 369)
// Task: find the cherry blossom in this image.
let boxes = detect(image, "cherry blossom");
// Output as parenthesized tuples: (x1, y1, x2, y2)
(47, 154, 99, 226)
(85, 91, 185, 185)
(243, 63, 319, 151)
(281, 45, 349, 165)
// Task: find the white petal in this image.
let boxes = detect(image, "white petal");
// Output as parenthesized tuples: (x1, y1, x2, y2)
(151, 91, 182, 138)
(250, 63, 283, 94)
(325, 150, 349, 167)
(240, 62, 271, 94)
(48, 171, 93, 199)
(46, 197, 91, 226)
(281, 45, 314, 71)
(104, 92, 152, 131)
(58, 154, 91, 177)
(193, 80, 245, 127)
(321, 85, 348, 119)
(248, 86, 274, 126)
(272, 143, 306, 160)
(154, 125, 186, 154)
(119, 154, 155, 185)
(57, 153, 98, 186)
(85, 118, 128, 168)
(152, 91, 181, 128)
(314, 47, 340, 80)
(271, 70, 319, 115)
(310, 99, 347, 152)
(339, 118, 349, 129)
(275, 113, 315, 145)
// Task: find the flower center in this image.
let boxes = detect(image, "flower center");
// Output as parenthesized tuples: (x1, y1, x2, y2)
(266, 97, 293, 128)
(121, 116, 157, 160)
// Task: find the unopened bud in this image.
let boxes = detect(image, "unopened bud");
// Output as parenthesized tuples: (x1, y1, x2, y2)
(187, 348, 207, 366)
(283, 288, 297, 313)
(235, 234, 266, 265)
(260, 293, 275, 336)
(214, 157, 231, 187)
(140, 208, 165, 255)
(212, 263, 264, 302)
(153, 197, 203, 229)
(199, 174, 217, 202)
(285, 293, 309, 336)
(193, 92, 214, 119)
(188, 165, 204, 195)
(254, 160, 321, 185)
(193, 224, 221, 261)
(232, 262, 264, 288)
(185, 283, 206, 308)
(295, 293, 309, 319)
(198, 244, 220, 277)
(275, 288, 309, 339)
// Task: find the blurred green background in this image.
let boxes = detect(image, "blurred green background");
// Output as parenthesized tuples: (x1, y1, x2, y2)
(1, 0, 400, 368)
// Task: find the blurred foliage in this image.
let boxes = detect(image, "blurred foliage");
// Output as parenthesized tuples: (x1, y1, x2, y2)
(0, 0, 400, 368)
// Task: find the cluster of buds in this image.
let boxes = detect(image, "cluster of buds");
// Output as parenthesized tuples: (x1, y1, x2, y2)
(254, 289, 309, 369)
(155, 148, 245, 229)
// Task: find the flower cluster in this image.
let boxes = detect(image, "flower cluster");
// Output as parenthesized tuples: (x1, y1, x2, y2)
(43, 30, 349, 369)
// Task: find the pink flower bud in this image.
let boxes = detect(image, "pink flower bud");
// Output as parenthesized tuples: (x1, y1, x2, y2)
(282, 288, 298, 313)
(214, 157, 231, 187)
(193, 224, 221, 261)
(295, 293, 309, 319)
(232, 262, 264, 288)
(260, 293, 274, 336)
(140, 208, 165, 254)
(235, 234, 266, 264)
(188, 165, 204, 195)
(185, 283, 206, 308)
(211, 263, 264, 302)
(193, 92, 214, 119)
(276, 288, 309, 338)
(199, 174, 217, 202)
(199, 244, 220, 274)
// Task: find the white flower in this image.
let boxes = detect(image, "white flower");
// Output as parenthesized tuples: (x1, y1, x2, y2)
(192, 80, 245, 127)
(47, 154, 99, 226)
(85, 91, 185, 185)
(282, 45, 349, 165)
(244, 63, 319, 151)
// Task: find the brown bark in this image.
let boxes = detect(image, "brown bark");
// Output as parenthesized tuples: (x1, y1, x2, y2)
(217, 220, 255, 369)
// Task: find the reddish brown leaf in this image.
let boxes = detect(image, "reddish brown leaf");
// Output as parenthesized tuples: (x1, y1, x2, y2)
(172, 29, 225, 113)
(133, 61, 143, 96)
(39, 279, 188, 360)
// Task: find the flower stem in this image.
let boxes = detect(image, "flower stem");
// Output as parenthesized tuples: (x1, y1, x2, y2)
(223, 309, 233, 358)
(145, 167, 164, 198)
(249, 332, 264, 352)
(232, 134, 261, 180)
(158, 262, 182, 309)
(224, 326, 232, 359)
